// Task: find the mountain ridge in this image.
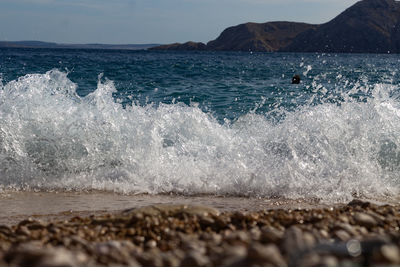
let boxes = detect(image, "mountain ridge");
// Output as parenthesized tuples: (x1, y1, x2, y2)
(206, 21, 317, 52)
(151, 0, 400, 53)
(282, 0, 400, 53)
(0, 41, 160, 50)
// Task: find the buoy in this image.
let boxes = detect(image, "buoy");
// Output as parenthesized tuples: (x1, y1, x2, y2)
(292, 75, 301, 84)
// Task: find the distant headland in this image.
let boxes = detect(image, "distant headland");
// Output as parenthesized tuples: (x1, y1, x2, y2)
(2, 0, 399, 54)
(0, 41, 160, 50)
(151, 0, 400, 53)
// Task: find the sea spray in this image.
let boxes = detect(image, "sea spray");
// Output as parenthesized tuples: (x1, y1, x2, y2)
(1, 69, 400, 201)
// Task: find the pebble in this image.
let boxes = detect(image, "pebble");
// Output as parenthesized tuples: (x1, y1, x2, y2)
(15, 226, 30, 236)
(247, 243, 287, 267)
(334, 230, 351, 241)
(283, 226, 314, 255)
(145, 240, 157, 249)
(4, 245, 81, 267)
(380, 244, 400, 264)
(334, 222, 357, 236)
(320, 255, 339, 267)
(0, 203, 399, 266)
(179, 251, 210, 267)
(260, 226, 284, 243)
(353, 212, 377, 228)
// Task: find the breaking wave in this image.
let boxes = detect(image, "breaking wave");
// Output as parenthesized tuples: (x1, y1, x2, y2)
(1, 69, 400, 201)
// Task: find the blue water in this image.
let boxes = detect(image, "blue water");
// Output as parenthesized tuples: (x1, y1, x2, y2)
(2, 48, 400, 201)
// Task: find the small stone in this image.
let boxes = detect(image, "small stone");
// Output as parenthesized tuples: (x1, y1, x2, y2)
(179, 251, 210, 267)
(347, 199, 370, 208)
(182, 240, 206, 255)
(303, 232, 316, 247)
(126, 228, 136, 236)
(0, 225, 12, 235)
(366, 210, 385, 224)
(184, 205, 220, 217)
(5, 246, 80, 267)
(95, 240, 137, 264)
(125, 205, 220, 217)
(42, 248, 82, 267)
(338, 215, 349, 223)
(145, 240, 157, 249)
(283, 226, 314, 254)
(162, 252, 181, 267)
(134, 236, 145, 244)
(172, 249, 186, 261)
(211, 233, 222, 245)
(358, 226, 369, 236)
(320, 256, 339, 267)
(223, 245, 247, 258)
(247, 243, 287, 267)
(199, 216, 215, 226)
(137, 251, 163, 267)
(27, 222, 47, 231)
(47, 225, 60, 234)
(381, 244, 400, 263)
(70, 236, 89, 249)
(319, 229, 330, 239)
(219, 257, 246, 267)
(17, 218, 35, 227)
(16, 226, 30, 236)
(296, 252, 321, 267)
(200, 232, 222, 245)
(334, 230, 351, 241)
(334, 223, 358, 236)
(260, 226, 284, 244)
(233, 231, 250, 243)
(18, 218, 46, 230)
(354, 212, 377, 228)
(249, 227, 261, 241)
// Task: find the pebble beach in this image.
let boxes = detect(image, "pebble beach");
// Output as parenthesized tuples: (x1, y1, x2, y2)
(1, 198, 400, 266)
(3, 47, 400, 267)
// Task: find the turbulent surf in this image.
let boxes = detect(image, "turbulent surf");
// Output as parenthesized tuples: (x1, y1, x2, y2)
(1, 49, 400, 201)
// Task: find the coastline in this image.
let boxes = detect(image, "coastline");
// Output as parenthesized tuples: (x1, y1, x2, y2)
(0, 191, 334, 225)
(1, 192, 400, 266)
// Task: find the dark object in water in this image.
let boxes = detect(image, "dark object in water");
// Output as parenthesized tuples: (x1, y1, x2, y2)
(292, 75, 301, 84)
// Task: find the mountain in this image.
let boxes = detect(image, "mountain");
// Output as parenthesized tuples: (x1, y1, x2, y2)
(206, 22, 317, 52)
(152, 0, 400, 54)
(0, 41, 160, 50)
(151, 22, 316, 52)
(0, 41, 58, 48)
(282, 0, 400, 53)
(6, 0, 399, 53)
(149, 41, 206, 51)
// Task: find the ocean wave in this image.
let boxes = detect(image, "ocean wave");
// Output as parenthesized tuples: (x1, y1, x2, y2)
(1, 69, 400, 201)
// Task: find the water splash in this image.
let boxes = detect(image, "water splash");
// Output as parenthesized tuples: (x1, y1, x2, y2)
(1, 69, 400, 201)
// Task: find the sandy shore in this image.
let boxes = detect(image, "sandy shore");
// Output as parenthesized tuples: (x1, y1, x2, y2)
(0, 191, 336, 225)
(0, 192, 400, 266)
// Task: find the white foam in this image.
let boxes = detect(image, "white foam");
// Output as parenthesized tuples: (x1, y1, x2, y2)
(1, 70, 400, 201)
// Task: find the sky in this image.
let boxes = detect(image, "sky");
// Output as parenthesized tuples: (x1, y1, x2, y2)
(0, 0, 360, 44)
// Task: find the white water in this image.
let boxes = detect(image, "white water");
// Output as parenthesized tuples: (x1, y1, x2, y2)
(1, 70, 400, 201)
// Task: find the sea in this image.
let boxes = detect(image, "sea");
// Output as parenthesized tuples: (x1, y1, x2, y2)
(1, 48, 400, 204)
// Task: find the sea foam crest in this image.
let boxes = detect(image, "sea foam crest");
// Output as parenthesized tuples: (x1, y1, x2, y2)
(1, 69, 400, 201)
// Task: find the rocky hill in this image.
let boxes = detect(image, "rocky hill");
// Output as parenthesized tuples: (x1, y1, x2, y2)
(152, 0, 400, 53)
(151, 22, 316, 52)
(282, 0, 400, 53)
(0, 41, 159, 50)
(149, 41, 206, 51)
(206, 22, 317, 52)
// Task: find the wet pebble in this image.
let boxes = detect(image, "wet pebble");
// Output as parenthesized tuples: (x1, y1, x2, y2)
(0, 203, 400, 266)
(353, 212, 377, 228)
